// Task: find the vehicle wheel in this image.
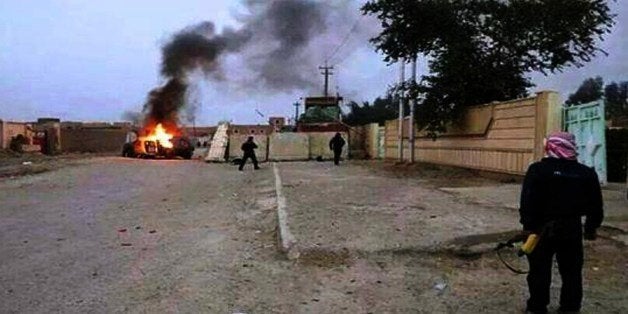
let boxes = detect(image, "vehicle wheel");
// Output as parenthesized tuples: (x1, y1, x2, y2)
(122, 143, 136, 158)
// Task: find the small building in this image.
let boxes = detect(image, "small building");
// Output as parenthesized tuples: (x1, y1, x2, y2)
(301, 96, 343, 122)
(297, 122, 349, 133)
(297, 96, 347, 133)
(269, 117, 285, 132)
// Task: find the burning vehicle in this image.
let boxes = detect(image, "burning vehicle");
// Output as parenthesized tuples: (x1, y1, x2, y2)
(122, 123, 193, 159)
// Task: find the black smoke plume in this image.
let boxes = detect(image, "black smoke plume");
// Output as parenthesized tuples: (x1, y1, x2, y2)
(142, 1, 373, 129)
(239, 0, 327, 89)
(143, 21, 250, 131)
(143, 78, 187, 132)
(161, 21, 251, 78)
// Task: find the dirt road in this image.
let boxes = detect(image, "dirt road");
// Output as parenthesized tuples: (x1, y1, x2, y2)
(1, 158, 626, 313)
(1, 157, 291, 313)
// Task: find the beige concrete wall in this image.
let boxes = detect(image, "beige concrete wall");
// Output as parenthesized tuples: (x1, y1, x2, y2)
(268, 133, 310, 161)
(384, 120, 399, 160)
(384, 91, 562, 175)
(228, 134, 269, 161)
(309, 132, 349, 160)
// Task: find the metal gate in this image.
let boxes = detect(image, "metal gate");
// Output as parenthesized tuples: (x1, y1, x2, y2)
(563, 100, 607, 184)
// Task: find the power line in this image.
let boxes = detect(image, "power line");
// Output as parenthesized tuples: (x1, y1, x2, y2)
(325, 14, 365, 65)
(332, 46, 358, 67)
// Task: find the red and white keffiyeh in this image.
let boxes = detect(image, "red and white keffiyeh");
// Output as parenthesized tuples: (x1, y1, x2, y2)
(545, 131, 578, 160)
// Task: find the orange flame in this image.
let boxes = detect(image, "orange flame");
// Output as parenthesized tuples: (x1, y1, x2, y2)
(143, 123, 174, 148)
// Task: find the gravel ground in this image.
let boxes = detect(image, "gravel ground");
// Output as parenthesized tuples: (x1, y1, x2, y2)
(277, 160, 628, 313)
(1, 157, 626, 313)
(277, 161, 522, 253)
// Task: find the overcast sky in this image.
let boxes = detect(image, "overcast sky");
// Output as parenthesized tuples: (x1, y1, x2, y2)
(0, 0, 626, 125)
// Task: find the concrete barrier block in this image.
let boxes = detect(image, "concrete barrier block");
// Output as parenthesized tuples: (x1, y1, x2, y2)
(269, 133, 309, 161)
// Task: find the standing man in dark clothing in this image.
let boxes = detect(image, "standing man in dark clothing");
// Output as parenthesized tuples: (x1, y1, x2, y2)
(329, 132, 346, 165)
(239, 136, 260, 171)
(519, 131, 603, 314)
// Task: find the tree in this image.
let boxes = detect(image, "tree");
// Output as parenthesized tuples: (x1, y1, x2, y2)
(362, 0, 615, 135)
(566, 77, 628, 120)
(343, 95, 399, 126)
(566, 76, 604, 106)
(605, 81, 628, 120)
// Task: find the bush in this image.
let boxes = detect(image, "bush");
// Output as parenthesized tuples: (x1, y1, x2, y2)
(9, 134, 28, 153)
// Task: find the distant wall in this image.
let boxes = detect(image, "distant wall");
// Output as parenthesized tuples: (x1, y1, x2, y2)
(385, 91, 562, 175)
(229, 125, 272, 136)
(61, 128, 127, 153)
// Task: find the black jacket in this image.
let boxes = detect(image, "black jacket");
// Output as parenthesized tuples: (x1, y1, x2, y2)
(519, 158, 603, 233)
(329, 136, 345, 151)
(241, 141, 258, 155)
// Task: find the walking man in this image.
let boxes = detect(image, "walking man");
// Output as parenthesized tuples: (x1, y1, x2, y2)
(239, 136, 260, 171)
(329, 132, 346, 165)
(519, 131, 603, 313)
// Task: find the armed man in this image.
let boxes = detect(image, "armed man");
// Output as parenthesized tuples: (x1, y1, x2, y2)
(329, 132, 346, 166)
(239, 136, 260, 171)
(519, 131, 603, 314)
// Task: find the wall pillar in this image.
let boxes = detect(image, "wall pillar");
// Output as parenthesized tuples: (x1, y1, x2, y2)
(533, 91, 562, 161)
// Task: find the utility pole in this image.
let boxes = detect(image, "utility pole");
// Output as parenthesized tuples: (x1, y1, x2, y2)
(408, 55, 417, 163)
(398, 58, 405, 162)
(319, 61, 334, 97)
(293, 101, 300, 125)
